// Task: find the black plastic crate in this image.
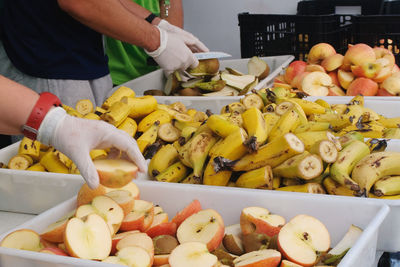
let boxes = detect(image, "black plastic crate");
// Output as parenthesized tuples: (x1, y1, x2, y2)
(238, 13, 353, 61)
(352, 15, 400, 64)
(297, 0, 384, 15)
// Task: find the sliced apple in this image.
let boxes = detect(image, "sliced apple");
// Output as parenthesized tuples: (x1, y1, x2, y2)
(103, 246, 152, 267)
(105, 189, 134, 217)
(146, 222, 177, 239)
(93, 158, 139, 188)
(350, 62, 382, 79)
(307, 43, 336, 65)
(111, 230, 139, 255)
(305, 64, 326, 73)
(278, 214, 330, 267)
(240, 207, 285, 237)
(153, 235, 179, 255)
(75, 195, 124, 235)
(284, 60, 307, 84)
(120, 199, 154, 232)
(321, 53, 344, 72)
(328, 85, 346, 96)
(373, 65, 392, 83)
(222, 224, 244, 256)
(0, 229, 43, 252)
(64, 213, 112, 260)
(171, 199, 202, 228)
(221, 73, 257, 92)
(342, 43, 376, 71)
(233, 249, 281, 267)
(40, 209, 75, 243)
(242, 232, 271, 253)
(337, 69, 355, 90)
(40, 247, 69, 256)
(154, 254, 170, 266)
(381, 74, 400, 95)
(280, 259, 303, 267)
(169, 242, 218, 267)
(248, 56, 270, 79)
(116, 232, 154, 263)
(301, 72, 332, 96)
(177, 209, 225, 252)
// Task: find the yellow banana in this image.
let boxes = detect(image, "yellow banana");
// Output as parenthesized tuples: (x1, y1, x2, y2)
(276, 183, 325, 194)
(241, 93, 264, 110)
(272, 152, 323, 180)
(8, 154, 33, 170)
(173, 120, 202, 131)
(323, 177, 358, 197)
(158, 123, 180, 142)
(263, 112, 280, 135)
(383, 128, 400, 139)
(181, 126, 198, 141)
(169, 102, 187, 113)
(117, 117, 138, 137)
(378, 116, 400, 128)
(331, 104, 348, 115)
(242, 108, 268, 151)
(89, 149, 107, 161)
(136, 122, 160, 153)
(314, 99, 331, 109)
(308, 113, 348, 131)
(53, 150, 72, 168)
(309, 140, 338, 163)
(338, 131, 364, 148)
(295, 131, 333, 151)
(94, 106, 107, 116)
(203, 158, 232, 186)
(293, 122, 331, 134)
(75, 99, 94, 116)
(148, 144, 179, 177)
(39, 151, 69, 173)
(220, 102, 246, 114)
(361, 107, 380, 122)
(137, 109, 171, 133)
(209, 128, 248, 161)
(102, 86, 135, 109)
(338, 121, 384, 138)
(66, 108, 83, 118)
(192, 111, 208, 123)
(101, 101, 131, 127)
(268, 109, 300, 142)
(365, 138, 387, 153)
(262, 103, 277, 113)
(155, 161, 189, 183)
(284, 98, 326, 115)
(157, 104, 180, 117)
(181, 172, 202, 184)
(122, 95, 157, 119)
(272, 177, 281, 189)
(373, 176, 400, 196)
(26, 163, 46, 172)
(235, 166, 273, 189)
(275, 100, 307, 125)
(341, 104, 364, 125)
(83, 113, 101, 120)
(369, 193, 400, 200)
(18, 137, 40, 161)
(207, 114, 240, 138)
(281, 178, 303, 186)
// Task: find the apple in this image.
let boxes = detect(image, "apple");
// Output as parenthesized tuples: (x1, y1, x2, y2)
(146, 222, 177, 239)
(169, 242, 218, 267)
(381, 75, 400, 95)
(393, 64, 400, 73)
(177, 209, 225, 252)
(233, 249, 281, 267)
(75, 195, 124, 235)
(120, 199, 155, 232)
(240, 207, 285, 237)
(248, 56, 270, 79)
(64, 213, 112, 260)
(377, 87, 394, 96)
(111, 230, 139, 255)
(171, 199, 202, 228)
(0, 229, 43, 252)
(103, 246, 152, 267)
(328, 71, 340, 87)
(154, 254, 170, 266)
(346, 77, 378, 96)
(307, 43, 336, 65)
(350, 62, 382, 79)
(373, 65, 393, 83)
(153, 235, 179, 255)
(77, 181, 140, 207)
(40, 247, 69, 256)
(374, 47, 395, 68)
(273, 82, 292, 90)
(342, 43, 376, 71)
(40, 210, 75, 243)
(284, 61, 307, 84)
(280, 259, 303, 267)
(291, 71, 310, 89)
(328, 85, 346, 96)
(105, 189, 134, 217)
(188, 58, 220, 76)
(58, 243, 67, 253)
(337, 69, 355, 89)
(278, 215, 330, 267)
(321, 53, 344, 72)
(40, 238, 58, 249)
(116, 232, 154, 261)
(223, 224, 244, 256)
(274, 75, 287, 84)
(301, 72, 332, 96)
(93, 158, 139, 188)
(305, 64, 326, 73)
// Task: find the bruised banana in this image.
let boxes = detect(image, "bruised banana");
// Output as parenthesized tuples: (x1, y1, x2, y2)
(101, 101, 131, 127)
(352, 151, 400, 196)
(102, 86, 135, 110)
(203, 158, 232, 186)
(155, 161, 189, 183)
(138, 109, 171, 133)
(242, 108, 268, 151)
(338, 131, 364, 148)
(180, 172, 202, 184)
(18, 137, 40, 161)
(309, 140, 338, 163)
(268, 109, 300, 142)
(236, 166, 273, 189)
(293, 122, 331, 134)
(187, 131, 218, 178)
(323, 177, 359, 197)
(137, 122, 160, 153)
(365, 138, 387, 153)
(122, 95, 157, 119)
(330, 140, 370, 192)
(373, 176, 400, 196)
(148, 144, 179, 177)
(8, 154, 33, 170)
(158, 123, 180, 142)
(117, 117, 137, 137)
(209, 128, 248, 160)
(276, 183, 325, 194)
(206, 114, 240, 138)
(220, 102, 246, 114)
(272, 151, 323, 180)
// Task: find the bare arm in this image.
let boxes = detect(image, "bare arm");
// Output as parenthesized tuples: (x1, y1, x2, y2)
(0, 76, 39, 135)
(160, 0, 183, 28)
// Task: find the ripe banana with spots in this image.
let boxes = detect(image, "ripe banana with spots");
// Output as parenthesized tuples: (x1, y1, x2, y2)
(148, 144, 179, 177)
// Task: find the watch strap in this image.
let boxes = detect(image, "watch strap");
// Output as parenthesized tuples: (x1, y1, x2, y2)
(145, 13, 158, 24)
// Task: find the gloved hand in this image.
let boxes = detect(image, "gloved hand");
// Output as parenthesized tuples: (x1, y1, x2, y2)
(145, 26, 199, 76)
(157, 19, 209, 53)
(37, 107, 147, 189)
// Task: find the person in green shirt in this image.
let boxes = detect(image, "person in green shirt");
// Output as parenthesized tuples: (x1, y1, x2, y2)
(106, 0, 184, 86)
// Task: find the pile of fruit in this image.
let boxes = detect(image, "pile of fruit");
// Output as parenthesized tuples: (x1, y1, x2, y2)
(274, 42, 400, 96)
(0, 180, 363, 266)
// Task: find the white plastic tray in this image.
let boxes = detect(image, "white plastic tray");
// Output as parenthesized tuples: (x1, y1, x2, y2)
(115, 55, 294, 97)
(0, 181, 389, 267)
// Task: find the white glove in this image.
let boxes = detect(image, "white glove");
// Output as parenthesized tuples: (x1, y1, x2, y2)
(37, 107, 147, 189)
(145, 26, 199, 76)
(157, 19, 209, 53)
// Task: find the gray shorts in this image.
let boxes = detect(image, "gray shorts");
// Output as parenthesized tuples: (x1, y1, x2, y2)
(0, 41, 112, 107)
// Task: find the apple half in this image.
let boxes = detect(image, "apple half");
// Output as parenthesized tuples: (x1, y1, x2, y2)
(120, 199, 154, 232)
(169, 242, 218, 267)
(240, 207, 285, 237)
(233, 249, 281, 267)
(40, 247, 69, 256)
(0, 229, 43, 252)
(116, 232, 154, 264)
(103, 246, 152, 267)
(171, 199, 202, 228)
(93, 158, 138, 188)
(105, 189, 134, 217)
(40, 209, 75, 243)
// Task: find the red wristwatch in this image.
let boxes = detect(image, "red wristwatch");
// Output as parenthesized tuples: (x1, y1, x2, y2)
(22, 92, 62, 140)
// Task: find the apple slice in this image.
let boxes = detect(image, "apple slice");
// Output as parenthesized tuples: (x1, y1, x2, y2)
(120, 199, 154, 232)
(40, 247, 69, 256)
(105, 189, 134, 217)
(337, 69, 355, 90)
(93, 158, 138, 188)
(278, 214, 330, 267)
(177, 209, 225, 252)
(0, 229, 43, 252)
(240, 207, 285, 237)
(75, 195, 124, 235)
(64, 213, 112, 260)
(154, 254, 170, 266)
(103, 246, 152, 267)
(280, 259, 303, 267)
(305, 64, 326, 73)
(171, 199, 202, 228)
(233, 249, 281, 267)
(111, 230, 139, 255)
(222, 224, 244, 256)
(321, 53, 344, 72)
(41, 210, 75, 243)
(301, 72, 332, 96)
(169, 242, 218, 267)
(248, 56, 270, 79)
(146, 222, 177, 239)
(153, 235, 179, 255)
(116, 232, 154, 264)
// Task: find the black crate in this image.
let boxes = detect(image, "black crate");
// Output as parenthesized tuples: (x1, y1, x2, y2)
(238, 13, 353, 61)
(352, 15, 400, 64)
(297, 0, 384, 15)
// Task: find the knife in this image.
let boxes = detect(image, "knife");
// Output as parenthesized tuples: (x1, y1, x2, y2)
(194, 51, 232, 60)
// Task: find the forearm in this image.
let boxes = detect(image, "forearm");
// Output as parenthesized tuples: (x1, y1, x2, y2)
(160, 0, 183, 28)
(0, 76, 39, 135)
(57, 0, 160, 51)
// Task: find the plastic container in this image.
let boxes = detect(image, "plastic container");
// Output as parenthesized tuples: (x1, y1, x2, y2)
(296, 0, 384, 15)
(116, 55, 294, 96)
(0, 181, 390, 267)
(238, 13, 353, 62)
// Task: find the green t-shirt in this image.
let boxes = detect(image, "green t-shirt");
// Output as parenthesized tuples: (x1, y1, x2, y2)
(106, 0, 160, 86)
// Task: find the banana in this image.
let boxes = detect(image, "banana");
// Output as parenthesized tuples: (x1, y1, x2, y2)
(173, 120, 202, 131)
(314, 99, 331, 109)
(138, 109, 171, 133)
(89, 149, 108, 160)
(272, 152, 324, 180)
(158, 123, 180, 142)
(383, 128, 400, 139)
(338, 121, 384, 139)
(122, 95, 157, 119)
(75, 99, 94, 116)
(268, 109, 300, 142)
(54, 150, 73, 168)
(308, 113, 348, 131)
(155, 161, 189, 183)
(341, 103, 364, 125)
(365, 138, 387, 153)
(323, 177, 359, 197)
(281, 177, 303, 186)
(241, 93, 264, 110)
(378, 116, 400, 128)
(330, 140, 370, 192)
(222, 133, 304, 171)
(309, 140, 338, 163)
(361, 107, 380, 122)
(285, 98, 326, 115)
(338, 131, 364, 148)
(369, 193, 400, 200)
(173, 113, 193, 123)
(102, 86, 135, 109)
(242, 108, 268, 151)
(331, 104, 348, 115)
(274, 101, 294, 116)
(181, 126, 198, 141)
(148, 144, 179, 177)
(209, 128, 248, 161)
(373, 176, 400, 196)
(295, 131, 333, 151)
(349, 94, 364, 106)
(203, 158, 232, 186)
(169, 102, 187, 113)
(276, 183, 326, 194)
(263, 112, 280, 135)
(26, 163, 46, 172)
(293, 121, 331, 134)
(8, 154, 33, 170)
(157, 104, 180, 117)
(136, 122, 160, 153)
(192, 111, 208, 123)
(69, 163, 80, 174)
(61, 104, 75, 113)
(275, 100, 307, 124)
(66, 108, 83, 118)
(220, 102, 246, 114)
(117, 117, 138, 137)
(39, 151, 69, 173)
(262, 103, 276, 113)
(101, 101, 131, 127)
(18, 137, 41, 161)
(235, 166, 273, 189)
(181, 172, 202, 184)
(272, 177, 281, 189)
(207, 114, 240, 138)
(186, 109, 197, 118)
(83, 113, 101, 120)
(352, 151, 400, 196)
(94, 107, 107, 116)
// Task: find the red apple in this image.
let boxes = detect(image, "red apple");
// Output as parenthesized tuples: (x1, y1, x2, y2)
(120, 199, 154, 232)
(328, 71, 340, 87)
(321, 53, 344, 72)
(350, 62, 382, 79)
(377, 87, 395, 96)
(40, 247, 69, 256)
(171, 199, 202, 228)
(233, 249, 281, 267)
(307, 43, 336, 65)
(0, 229, 43, 252)
(346, 78, 378, 96)
(284, 61, 307, 84)
(342, 43, 376, 71)
(240, 207, 285, 237)
(94, 158, 139, 188)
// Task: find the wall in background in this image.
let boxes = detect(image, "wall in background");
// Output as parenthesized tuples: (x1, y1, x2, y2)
(182, 0, 301, 59)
